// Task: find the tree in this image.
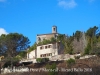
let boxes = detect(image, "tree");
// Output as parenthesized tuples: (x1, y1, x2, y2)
(50, 37, 56, 43)
(65, 37, 74, 54)
(28, 42, 37, 52)
(46, 63, 57, 75)
(0, 33, 30, 57)
(74, 30, 82, 41)
(0, 33, 30, 71)
(84, 42, 91, 55)
(0, 34, 7, 56)
(66, 58, 75, 67)
(18, 51, 27, 58)
(85, 26, 99, 55)
(57, 34, 66, 42)
(86, 26, 98, 38)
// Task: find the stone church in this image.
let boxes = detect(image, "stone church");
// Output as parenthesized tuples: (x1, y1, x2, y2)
(27, 26, 64, 59)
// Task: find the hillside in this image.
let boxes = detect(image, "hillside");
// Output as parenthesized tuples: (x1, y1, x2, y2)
(1, 56, 100, 75)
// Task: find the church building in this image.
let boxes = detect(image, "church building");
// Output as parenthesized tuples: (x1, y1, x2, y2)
(27, 26, 64, 59)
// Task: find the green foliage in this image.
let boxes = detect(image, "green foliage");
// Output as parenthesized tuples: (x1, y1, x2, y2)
(84, 42, 91, 55)
(74, 56, 80, 59)
(74, 31, 82, 41)
(86, 26, 98, 37)
(28, 42, 37, 52)
(56, 34, 74, 54)
(66, 58, 75, 67)
(3, 60, 11, 68)
(42, 39, 51, 44)
(46, 63, 57, 75)
(36, 58, 49, 63)
(0, 34, 7, 56)
(51, 37, 56, 43)
(57, 34, 65, 42)
(37, 37, 57, 46)
(18, 51, 27, 58)
(36, 58, 42, 63)
(64, 36, 74, 54)
(67, 45, 73, 55)
(3, 61, 19, 68)
(3, 57, 20, 68)
(0, 33, 30, 57)
(84, 26, 100, 55)
(90, 47, 100, 56)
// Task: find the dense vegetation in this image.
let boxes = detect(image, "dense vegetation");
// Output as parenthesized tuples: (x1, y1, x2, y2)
(0, 33, 30, 57)
(28, 25, 100, 56)
(0, 33, 30, 72)
(57, 26, 100, 55)
(0, 25, 100, 75)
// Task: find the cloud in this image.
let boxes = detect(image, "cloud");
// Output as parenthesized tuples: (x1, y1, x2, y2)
(0, 28, 8, 36)
(58, 0, 77, 9)
(0, 0, 6, 2)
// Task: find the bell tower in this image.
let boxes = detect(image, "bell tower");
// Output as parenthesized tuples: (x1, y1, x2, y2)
(52, 26, 57, 33)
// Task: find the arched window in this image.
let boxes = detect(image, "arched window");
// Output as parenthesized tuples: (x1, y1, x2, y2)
(38, 37, 41, 41)
(53, 28, 55, 31)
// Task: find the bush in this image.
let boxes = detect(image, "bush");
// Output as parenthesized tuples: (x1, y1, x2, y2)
(66, 58, 75, 67)
(3, 60, 19, 68)
(36, 58, 49, 63)
(74, 56, 80, 59)
(46, 63, 57, 75)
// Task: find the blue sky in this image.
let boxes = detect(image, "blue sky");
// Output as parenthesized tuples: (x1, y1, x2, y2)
(0, 0, 100, 46)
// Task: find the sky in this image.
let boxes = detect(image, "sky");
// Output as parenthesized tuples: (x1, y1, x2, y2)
(0, 0, 100, 46)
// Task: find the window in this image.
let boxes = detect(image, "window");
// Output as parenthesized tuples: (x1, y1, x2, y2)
(47, 54, 49, 56)
(50, 53, 52, 56)
(38, 37, 41, 41)
(53, 28, 55, 31)
(40, 55, 42, 57)
(49, 53, 52, 56)
(48, 45, 51, 48)
(40, 46, 42, 50)
(44, 54, 46, 57)
(47, 53, 50, 56)
(43, 54, 45, 57)
(45, 46, 47, 49)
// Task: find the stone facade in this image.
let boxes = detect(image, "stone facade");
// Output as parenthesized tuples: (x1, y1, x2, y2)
(36, 43, 58, 58)
(36, 26, 58, 43)
(27, 26, 64, 60)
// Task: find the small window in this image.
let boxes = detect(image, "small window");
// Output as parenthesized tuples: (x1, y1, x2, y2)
(49, 53, 50, 56)
(48, 45, 51, 48)
(47, 54, 49, 56)
(50, 53, 52, 56)
(38, 37, 41, 41)
(45, 46, 47, 49)
(43, 54, 45, 57)
(53, 28, 55, 31)
(40, 55, 42, 57)
(44, 54, 46, 57)
(49, 53, 52, 56)
(47, 53, 50, 56)
(40, 47, 42, 50)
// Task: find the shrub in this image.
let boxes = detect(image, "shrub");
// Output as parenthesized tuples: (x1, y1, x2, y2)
(74, 56, 80, 59)
(46, 63, 57, 75)
(36, 58, 49, 63)
(66, 58, 75, 67)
